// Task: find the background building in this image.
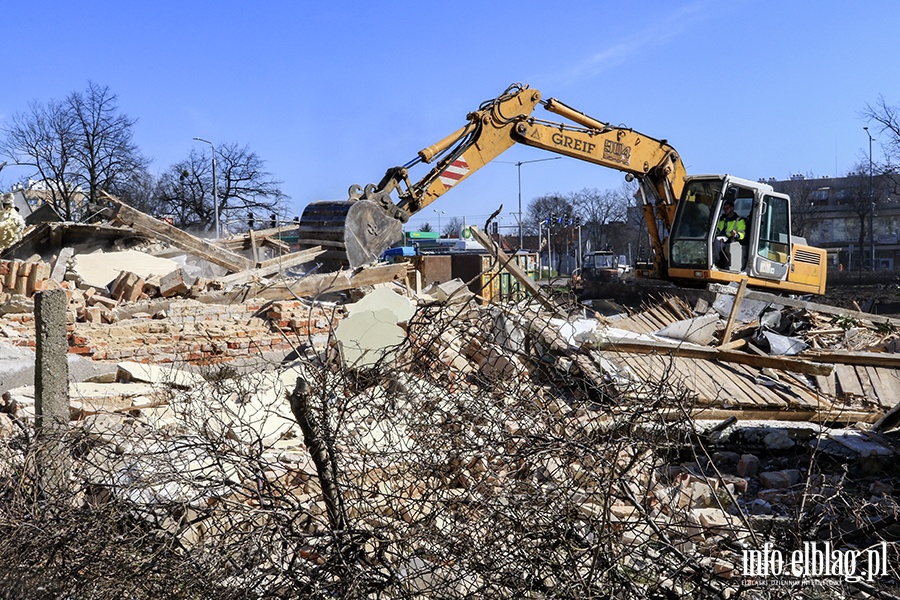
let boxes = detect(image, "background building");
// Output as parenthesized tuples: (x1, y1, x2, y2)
(768, 173, 900, 271)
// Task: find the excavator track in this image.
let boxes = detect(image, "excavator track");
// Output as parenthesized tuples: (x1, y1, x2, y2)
(297, 199, 403, 269)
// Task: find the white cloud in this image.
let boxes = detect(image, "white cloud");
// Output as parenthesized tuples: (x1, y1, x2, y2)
(555, 0, 716, 84)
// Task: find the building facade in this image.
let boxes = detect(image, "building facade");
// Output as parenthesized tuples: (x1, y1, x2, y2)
(768, 173, 900, 271)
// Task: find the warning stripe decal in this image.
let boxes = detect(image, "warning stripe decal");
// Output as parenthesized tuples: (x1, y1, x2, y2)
(438, 158, 470, 188)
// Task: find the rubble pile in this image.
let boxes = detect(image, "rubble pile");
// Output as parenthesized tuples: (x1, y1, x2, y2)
(0, 204, 898, 598)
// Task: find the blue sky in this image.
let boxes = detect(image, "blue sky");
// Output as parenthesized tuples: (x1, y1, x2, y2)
(3, 1, 898, 232)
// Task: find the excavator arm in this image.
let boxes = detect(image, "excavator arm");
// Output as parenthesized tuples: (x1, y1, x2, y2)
(298, 84, 686, 269)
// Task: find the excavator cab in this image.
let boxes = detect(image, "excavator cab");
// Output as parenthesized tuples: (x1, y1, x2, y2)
(667, 175, 826, 295)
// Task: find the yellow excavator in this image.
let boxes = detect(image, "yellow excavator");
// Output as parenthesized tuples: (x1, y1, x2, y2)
(298, 83, 826, 295)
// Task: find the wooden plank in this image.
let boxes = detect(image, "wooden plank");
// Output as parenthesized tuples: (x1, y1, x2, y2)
(105, 193, 253, 273)
(802, 350, 900, 369)
(608, 352, 654, 381)
(855, 366, 879, 406)
(468, 226, 560, 317)
(725, 363, 787, 408)
(661, 407, 881, 425)
(862, 366, 892, 409)
(874, 369, 900, 409)
(679, 358, 734, 406)
(696, 361, 768, 408)
(778, 370, 835, 408)
(642, 307, 670, 329)
(719, 277, 748, 347)
(833, 363, 865, 397)
(217, 224, 297, 251)
(779, 371, 835, 411)
(257, 245, 324, 271)
(767, 374, 821, 410)
(594, 339, 833, 377)
(256, 262, 408, 301)
(814, 373, 837, 398)
(631, 313, 660, 333)
(219, 246, 325, 286)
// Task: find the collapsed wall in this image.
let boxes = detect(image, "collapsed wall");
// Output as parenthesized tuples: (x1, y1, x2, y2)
(2, 299, 342, 363)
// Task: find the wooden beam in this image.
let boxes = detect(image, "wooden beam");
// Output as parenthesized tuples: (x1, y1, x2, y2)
(718, 277, 747, 347)
(207, 262, 408, 302)
(597, 338, 834, 376)
(104, 192, 253, 273)
(661, 407, 881, 424)
(801, 350, 900, 369)
(467, 225, 559, 317)
(217, 224, 297, 251)
(218, 246, 325, 286)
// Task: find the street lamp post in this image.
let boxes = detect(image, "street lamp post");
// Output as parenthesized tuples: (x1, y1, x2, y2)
(538, 220, 543, 279)
(433, 209, 445, 237)
(513, 157, 562, 250)
(193, 137, 220, 238)
(864, 126, 875, 270)
(576, 218, 583, 270)
(548, 214, 554, 277)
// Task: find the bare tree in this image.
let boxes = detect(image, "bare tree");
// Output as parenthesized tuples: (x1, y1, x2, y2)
(841, 164, 874, 271)
(526, 194, 575, 273)
(216, 142, 288, 227)
(0, 82, 150, 220)
(70, 82, 150, 208)
(152, 144, 287, 233)
(777, 173, 818, 239)
(569, 184, 634, 252)
(863, 96, 900, 195)
(442, 216, 465, 238)
(0, 99, 80, 219)
(864, 96, 900, 165)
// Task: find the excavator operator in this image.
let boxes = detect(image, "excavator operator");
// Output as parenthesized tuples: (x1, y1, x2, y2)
(714, 199, 746, 268)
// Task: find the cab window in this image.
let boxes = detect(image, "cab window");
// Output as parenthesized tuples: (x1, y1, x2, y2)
(756, 194, 790, 263)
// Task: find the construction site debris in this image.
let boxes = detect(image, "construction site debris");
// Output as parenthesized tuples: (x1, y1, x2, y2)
(0, 198, 898, 597)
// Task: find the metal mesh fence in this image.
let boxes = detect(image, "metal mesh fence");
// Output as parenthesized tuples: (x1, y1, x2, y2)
(0, 266, 897, 598)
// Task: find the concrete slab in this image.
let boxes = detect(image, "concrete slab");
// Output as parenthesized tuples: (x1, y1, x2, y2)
(73, 249, 181, 289)
(336, 308, 405, 368)
(348, 286, 415, 323)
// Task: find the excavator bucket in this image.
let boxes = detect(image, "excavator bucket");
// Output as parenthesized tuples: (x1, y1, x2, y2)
(297, 199, 403, 269)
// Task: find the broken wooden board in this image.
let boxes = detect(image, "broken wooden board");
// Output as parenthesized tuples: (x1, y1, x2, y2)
(802, 350, 900, 369)
(104, 192, 253, 273)
(595, 339, 833, 377)
(217, 224, 297, 252)
(218, 246, 325, 286)
(203, 262, 409, 303)
(467, 225, 560, 317)
(665, 407, 881, 425)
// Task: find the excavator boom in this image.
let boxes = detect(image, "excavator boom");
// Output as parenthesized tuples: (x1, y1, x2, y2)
(298, 83, 682, 270)
(296, 83, 826, 295)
